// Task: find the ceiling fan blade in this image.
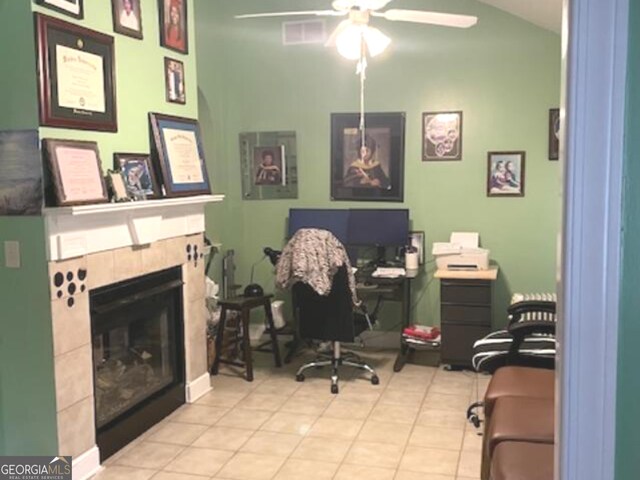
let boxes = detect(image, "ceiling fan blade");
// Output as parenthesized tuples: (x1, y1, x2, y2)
(372, 9, 478, 28)
(235, 10, 347, 19)
(325, 19, 354, 47)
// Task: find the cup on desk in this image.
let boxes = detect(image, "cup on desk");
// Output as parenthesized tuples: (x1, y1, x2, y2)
(405, 251, 419, 270)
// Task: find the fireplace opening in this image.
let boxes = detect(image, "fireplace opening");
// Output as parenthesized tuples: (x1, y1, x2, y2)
(90, 267, 185, 460)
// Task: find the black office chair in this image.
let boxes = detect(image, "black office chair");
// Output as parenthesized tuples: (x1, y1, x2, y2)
(292, 265, 379, 394)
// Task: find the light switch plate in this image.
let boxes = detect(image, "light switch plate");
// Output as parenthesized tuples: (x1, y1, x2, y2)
(4, 241, 20, 268)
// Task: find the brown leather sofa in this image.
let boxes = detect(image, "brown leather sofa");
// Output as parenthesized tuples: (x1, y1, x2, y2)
(480, 366, 555, 480)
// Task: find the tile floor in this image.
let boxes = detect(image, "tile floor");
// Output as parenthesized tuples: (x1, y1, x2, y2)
(96, 349, 490, 480)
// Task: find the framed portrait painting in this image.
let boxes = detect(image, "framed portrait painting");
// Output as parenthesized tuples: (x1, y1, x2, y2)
(112, 0, 143, 39)
(422, 111, 462, 161)
(148, 113, 211, 197)
(35, 0, 84, 19)
(114, 153, 160, 199)
(159, 0, 188, 54)
(548, 108, 560, 160)
(487, 151, 525, 197)
(331, 112, 405, 202)
(35, 14, 118, 132)
(165, 57, 186, 104)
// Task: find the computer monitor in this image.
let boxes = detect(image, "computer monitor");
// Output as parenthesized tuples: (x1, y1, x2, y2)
(347, 209, 410, 247)
(287, 208, 350, 244)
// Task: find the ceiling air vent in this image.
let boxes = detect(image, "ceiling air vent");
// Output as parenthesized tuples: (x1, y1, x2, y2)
(282, 20, 326, 45)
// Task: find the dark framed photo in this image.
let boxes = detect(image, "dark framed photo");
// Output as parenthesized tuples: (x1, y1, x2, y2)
(165, 57, 186, 104)
(35, 13, 118, 132)
(106, 170, 131, 202)
(35, 0, 84, 19)
(112, 0, 143, 39)
(549, 108, 560, 160)
(409, 231, 425, 264)
(0, 130, 43, 215)
(422, 111, 462, 161)
(159, 0, 188, 54)
(487, 151, 525, 197)
(114, 153, 160, 199)
(331, 112, 405, 202)
(149, 113, 211, 197)
(42, 139, 108, 206)
(253, 146, 285, 186)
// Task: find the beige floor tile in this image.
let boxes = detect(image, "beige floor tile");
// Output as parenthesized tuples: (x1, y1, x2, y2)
(322, 400, 373, 420)
(308, 417, 364, 440)
(394, 472, 455, 480)
(279, 396, 332, 416)
(242, 431, 303, 456)
(93, 466, 156, 480)
(344, 440, 404, 469)
(168, 404, 229, 426)
(216, 452, 286, 480)
(339, 383, 383, 403)
(115, 442, 184, 470)
(273, 458, 339, 480)
(217, 408, 274, 430)
(238, 393, 290, 412)
(253, 378, 301, 396)
(291, 436, 352, 463)
(457, 477, 480, 480)
(429, 382, 472, 396)
(461, 431, 483, 452)
(197, 390, 248, 408)
(416, 409, 466, 430)
(423, 393, 473, 412)
(456, 449, 482, 478)
(408, 426, 464, 451)
(399, 446, 460, 476)
(151, 473, 210, 480)
(164, 447, 234, 477)
(260, 411, 317, 435)
(334, 464, 396, 480)
(192, 426, 253, 451)
(387, 375, 430, 393)
(147, 422, 209, 446)
(378, 389, 426, 406)
(369, 403, 419, 425)
(357, 421, 412, 446)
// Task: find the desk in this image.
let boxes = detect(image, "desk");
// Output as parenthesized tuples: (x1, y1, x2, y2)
(435, 268, 499, 368)
(356, 268, 422, 372)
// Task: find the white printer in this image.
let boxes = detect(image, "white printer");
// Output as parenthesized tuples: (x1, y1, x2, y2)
(432, 232, 490, 271)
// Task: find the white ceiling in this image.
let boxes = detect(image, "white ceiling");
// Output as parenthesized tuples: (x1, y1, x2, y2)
(477, 0, 562, 33)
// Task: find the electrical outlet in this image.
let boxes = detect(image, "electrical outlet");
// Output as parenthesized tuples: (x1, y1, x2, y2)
(4, 241, 21, 268)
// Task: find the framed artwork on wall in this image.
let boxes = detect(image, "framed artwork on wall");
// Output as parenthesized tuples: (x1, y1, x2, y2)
(148, 113, 211, 197)
(164, 57, 186, 104)
(0, 130, 43, 215)
(112, 0, 143, 39)
(548, 108, 560, 160)
(159, 0, 188, 54)
(487, 151, 526, 197)
(35, 13, 118, 132)
(330, 112, 405, 202)
(35, 0, 84, 19)
(422, 111, 463, 161)
(114, 153, 160, 199)
(42, 139, 108, 206)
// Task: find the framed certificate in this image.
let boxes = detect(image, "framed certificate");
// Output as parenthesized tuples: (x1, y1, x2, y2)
(43, 139, 109, 206)
(35, 0, 84, 19)
(148, 113, 211, 197)
(35, 13, 118, 132)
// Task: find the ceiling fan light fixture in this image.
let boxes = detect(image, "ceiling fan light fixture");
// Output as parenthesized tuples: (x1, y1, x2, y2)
(363, 26, 391, 57)
(336, 24, 390, 60)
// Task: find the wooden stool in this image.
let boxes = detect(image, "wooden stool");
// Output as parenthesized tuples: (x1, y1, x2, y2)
(211, 294, 282, 381)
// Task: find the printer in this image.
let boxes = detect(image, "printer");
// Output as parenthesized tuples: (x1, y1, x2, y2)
(432, 232, 490, 271)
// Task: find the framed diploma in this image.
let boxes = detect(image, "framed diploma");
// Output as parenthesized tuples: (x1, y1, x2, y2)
(35, 0, 84, 19)
(43, 139, 109, 206)
(149, 113, 211, 197)
(35, 13, 118, 132)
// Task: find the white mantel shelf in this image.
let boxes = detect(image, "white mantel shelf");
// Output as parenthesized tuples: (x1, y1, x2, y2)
(44, 194, 225, 261)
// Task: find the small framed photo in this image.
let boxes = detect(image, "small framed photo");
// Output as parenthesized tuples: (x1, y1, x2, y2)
(487, 151, 525, 197)
(548, 108, 560, 160)
(114, 153, 160, 199)
(35, 14, 118, 132)
(106, 170, 131, 202)
(35, 0, 84, 19)
(42, 139, 108, 206)
(422, 111, 462, 161)
(409, 231, 426, 264)
(253, 146, 285, 186)
(112, 0, 143, 39)
(331, 112, 405, 202)
(149, 113, 211, 197)
(159, 0, 188, 54)
(165, 58, 186, 104)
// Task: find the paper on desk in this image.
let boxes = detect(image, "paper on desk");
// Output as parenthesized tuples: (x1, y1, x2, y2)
(432, 242, 462, 255)
(450, 232, 479, 249)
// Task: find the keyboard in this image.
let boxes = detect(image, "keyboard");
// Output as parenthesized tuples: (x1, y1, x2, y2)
(371, 267, 406, 278)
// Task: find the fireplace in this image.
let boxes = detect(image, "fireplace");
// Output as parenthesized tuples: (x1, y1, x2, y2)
(90, 267, 185, 460)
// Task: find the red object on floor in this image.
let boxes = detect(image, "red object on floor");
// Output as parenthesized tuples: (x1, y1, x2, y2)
(403, 325, 441, 340)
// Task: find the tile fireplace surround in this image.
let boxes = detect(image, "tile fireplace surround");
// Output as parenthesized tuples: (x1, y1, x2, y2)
(43, 195, 223, 479)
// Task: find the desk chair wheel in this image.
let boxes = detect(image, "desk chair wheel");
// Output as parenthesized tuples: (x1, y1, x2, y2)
(295, 373, 305, 382)
(371, 375, 380, 385)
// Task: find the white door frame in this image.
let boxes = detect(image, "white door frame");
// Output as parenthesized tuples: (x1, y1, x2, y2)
(557, 0, 628, 478)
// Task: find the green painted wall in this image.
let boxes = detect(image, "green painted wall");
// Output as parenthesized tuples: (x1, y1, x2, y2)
(0, 0, 198, 455)
(196, 0, 561, 328)
(616, 2, 640, 478)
